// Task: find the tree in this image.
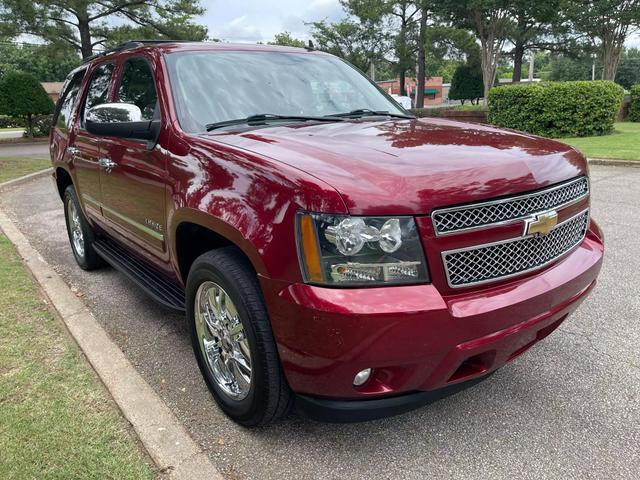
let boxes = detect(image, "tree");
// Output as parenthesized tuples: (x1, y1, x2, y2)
(616, 48, 640, 89)
(344, 0, 420, 95)
(449, 62, 483, 104)
(564, 0, 640, 81)
(507, 1, 562, 82)
(0, 71, 54, 136)
(438, 0, 512, 104)
(268, 32, 306, 48)
(0, 42, 80, 81)
(309, 19, 391, 76)
(414, 1, 431, 108)
(0, 0, 207, 59)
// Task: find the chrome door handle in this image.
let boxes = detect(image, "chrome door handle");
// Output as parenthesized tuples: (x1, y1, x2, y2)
(98, 157, 117, 172)
(67, 146, 80, 158)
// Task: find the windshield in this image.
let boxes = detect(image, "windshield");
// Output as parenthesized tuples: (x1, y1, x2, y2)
(165, 50, 406, 133)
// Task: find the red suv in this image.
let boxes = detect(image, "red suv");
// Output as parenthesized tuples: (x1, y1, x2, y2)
(50, 41, 603, 426)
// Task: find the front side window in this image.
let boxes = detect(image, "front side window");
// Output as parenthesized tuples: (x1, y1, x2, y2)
(54, 69, 86, 130)
(82, 62, 115, 126)
(116, 57, 158, 121)
(165, 51, 405, 133)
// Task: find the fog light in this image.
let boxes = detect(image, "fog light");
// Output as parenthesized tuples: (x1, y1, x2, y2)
(353, 368, 372, 386)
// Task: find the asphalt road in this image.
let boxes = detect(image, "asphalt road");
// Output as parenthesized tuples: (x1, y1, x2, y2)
(1, 165, 638, 480)
(0, 141, 49, 158)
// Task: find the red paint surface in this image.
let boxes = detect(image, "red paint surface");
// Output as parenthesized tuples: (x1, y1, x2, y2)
(51, 42, 604, 401)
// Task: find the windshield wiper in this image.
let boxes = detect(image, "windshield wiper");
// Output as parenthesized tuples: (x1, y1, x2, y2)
(328, 109, 415, 119)
(206, 113, 345, 132)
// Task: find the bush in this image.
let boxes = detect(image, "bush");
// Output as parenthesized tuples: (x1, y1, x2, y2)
(0, 71, 54, 137)
(630, 85, 640, 122)
(449, 63, 483, 105)
(0, 115, 24, 129)
(29, 114, 54, 137)
(487, 80, 625, 138)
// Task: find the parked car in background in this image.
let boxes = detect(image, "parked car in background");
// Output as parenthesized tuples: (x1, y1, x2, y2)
(390, 93, 413, 109)
(50, 41, 603, 426)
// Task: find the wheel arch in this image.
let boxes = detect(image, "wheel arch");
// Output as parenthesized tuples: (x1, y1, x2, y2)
(55, 167, 73, 200)
(171, 209, 268, 286)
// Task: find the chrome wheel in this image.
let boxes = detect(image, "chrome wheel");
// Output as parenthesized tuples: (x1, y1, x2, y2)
(67, 200, 85, 258)
(195, 281, 252, 401)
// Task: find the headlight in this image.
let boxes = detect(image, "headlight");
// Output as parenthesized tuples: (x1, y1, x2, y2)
(296, 213, 430, 286)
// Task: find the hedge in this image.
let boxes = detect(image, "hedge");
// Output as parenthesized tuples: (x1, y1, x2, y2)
(487, 81, 625, 138)
(630, 85, 640, 122)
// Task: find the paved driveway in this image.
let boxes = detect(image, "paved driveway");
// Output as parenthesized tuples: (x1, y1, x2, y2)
(1, 165, 638, 480)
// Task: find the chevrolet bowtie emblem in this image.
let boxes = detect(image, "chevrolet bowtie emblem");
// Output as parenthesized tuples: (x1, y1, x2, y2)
(524, 211, 558, 237)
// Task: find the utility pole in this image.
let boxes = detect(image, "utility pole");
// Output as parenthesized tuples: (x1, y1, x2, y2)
(592, 62, 596, 81)
(370, 60, 375, 81)
(528, 53, 534, 82)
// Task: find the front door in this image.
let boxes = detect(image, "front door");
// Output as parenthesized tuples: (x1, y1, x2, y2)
(99, 56, 167, 257)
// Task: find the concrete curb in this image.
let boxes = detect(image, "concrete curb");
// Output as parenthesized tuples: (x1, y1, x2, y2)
(588, 158, 640, 168)
(0, 168, 53, 190)
(0, 206, 222, 480)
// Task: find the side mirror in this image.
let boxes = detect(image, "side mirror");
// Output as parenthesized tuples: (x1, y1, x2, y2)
(85, 103, 160, 145)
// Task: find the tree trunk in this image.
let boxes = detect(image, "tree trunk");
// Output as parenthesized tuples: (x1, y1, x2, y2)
(512, 41, 525, 82)
(26, 114, 33, 138)
(415, 9, 427, 108)
(399, 69, 406, 97)
(601, 38, 624, 81)
(78, 17, 93, 59)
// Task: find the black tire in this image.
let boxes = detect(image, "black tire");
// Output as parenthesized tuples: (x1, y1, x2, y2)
(186, 247, 293, 426)
(63, 185, 103, 270)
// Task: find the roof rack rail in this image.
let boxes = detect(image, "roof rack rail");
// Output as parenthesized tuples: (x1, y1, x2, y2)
(82, 39, 195, 64)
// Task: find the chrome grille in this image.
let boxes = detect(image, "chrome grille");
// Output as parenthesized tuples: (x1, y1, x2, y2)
(442, 210, 589, 288)
(432, 177, 589, 235)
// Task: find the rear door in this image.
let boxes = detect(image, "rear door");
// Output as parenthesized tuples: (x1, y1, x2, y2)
(71, 61, 115, 219)
(50, 68, 86, 167)
(99, 55, 167, 257)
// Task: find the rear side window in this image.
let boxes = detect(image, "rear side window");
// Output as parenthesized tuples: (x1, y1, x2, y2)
(116, 58, 158, 120)
(81, 62, 115, 126)
(54, 69, 86, 130)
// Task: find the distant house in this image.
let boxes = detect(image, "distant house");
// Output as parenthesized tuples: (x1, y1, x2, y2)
(377, 77, 443, 106)
(41, 82, 64, 104)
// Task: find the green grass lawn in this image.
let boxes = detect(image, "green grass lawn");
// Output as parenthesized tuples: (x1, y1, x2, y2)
(0, 157, 51, 183)
(0, 235, 156, 479)
(561, 122, 640, 161)
(0, 127, 24, 132)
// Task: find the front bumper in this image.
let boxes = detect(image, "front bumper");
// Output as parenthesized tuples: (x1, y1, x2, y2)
(262, 225, 604, 404)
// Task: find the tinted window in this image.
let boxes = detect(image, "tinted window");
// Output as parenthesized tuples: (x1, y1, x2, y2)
(116, 58, 157, 120)
(82, 63, 115, 126)
(54, 69, 86, 130)
(165, 51, 405, 132)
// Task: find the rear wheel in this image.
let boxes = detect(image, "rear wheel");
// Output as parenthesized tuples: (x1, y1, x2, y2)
(186, 247, 293, 426)
(63, 186, 103, 270)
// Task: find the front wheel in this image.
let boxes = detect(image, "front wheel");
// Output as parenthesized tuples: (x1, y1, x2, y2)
(186, 247, 293, 426)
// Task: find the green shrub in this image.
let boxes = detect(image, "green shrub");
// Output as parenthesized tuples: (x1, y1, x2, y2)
(630, 85, 640, 122)
(0, 115, 24, 129)
(449, 63, 483, 105)
(487, 81, 625, 138)
(0, 71, 54, 137)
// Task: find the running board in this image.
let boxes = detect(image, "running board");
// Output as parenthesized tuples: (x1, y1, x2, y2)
(93, 239, 185, 313)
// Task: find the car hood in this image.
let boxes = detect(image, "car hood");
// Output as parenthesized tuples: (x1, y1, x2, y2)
(206, 117, 587, 215)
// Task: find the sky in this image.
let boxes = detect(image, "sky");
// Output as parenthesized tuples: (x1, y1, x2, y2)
(199, 0, 344, 43)
(199, 0, 640, 47)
